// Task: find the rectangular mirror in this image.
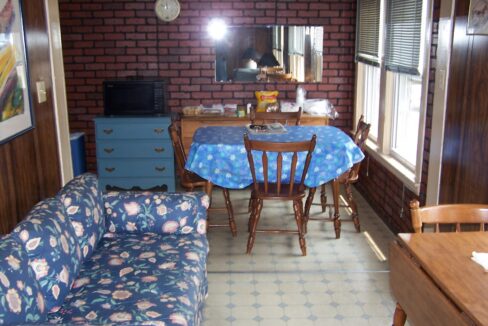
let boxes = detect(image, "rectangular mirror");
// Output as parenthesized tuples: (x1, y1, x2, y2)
(215, 25, 323, 83)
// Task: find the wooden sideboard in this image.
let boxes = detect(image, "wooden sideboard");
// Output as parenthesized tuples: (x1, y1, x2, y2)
(180, 114, 328, 154)
(390, 232, 488, 326)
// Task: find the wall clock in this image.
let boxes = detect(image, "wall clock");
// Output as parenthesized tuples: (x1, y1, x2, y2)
(155, 0, 181, 22)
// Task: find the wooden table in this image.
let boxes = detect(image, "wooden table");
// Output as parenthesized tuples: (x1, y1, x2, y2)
(180, 114, 328, 154)
(390, 232, 488, 326)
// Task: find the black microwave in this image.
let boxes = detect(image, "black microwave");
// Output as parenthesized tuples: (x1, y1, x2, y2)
(103, 79, 168, 116)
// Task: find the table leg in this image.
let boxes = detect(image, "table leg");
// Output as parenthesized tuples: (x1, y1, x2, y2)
(332, 179, 341, 239)
(392, 303, 407, 326)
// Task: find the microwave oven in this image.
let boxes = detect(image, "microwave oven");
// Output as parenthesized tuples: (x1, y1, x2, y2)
(103, 79, 168, 116)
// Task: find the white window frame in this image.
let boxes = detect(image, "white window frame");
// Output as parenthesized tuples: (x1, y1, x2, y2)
(354, 0, 432, 195)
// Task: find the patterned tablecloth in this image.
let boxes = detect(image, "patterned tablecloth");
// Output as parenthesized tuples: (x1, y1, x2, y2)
(185, 126, 364, 189)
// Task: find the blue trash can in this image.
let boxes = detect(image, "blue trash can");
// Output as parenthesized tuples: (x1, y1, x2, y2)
(70, 132, 87, 177)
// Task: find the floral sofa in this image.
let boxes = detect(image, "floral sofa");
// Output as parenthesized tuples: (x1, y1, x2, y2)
(0, 173, 209, 325)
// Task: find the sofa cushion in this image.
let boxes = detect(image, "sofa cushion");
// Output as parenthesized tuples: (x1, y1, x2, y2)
(0, 236, 47, 324)
(11, 198, 82, 313)
(58, 173, 105, 261)
(47, 232, 209, 325)
(104, 191, 209, 235)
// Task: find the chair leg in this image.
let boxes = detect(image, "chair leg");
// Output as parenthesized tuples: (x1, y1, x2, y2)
(247, 197, 252, 213)
(222, 188, 237, 237)
(303, 187, 316, 234)
(320, 183, 327, 213)
(292, 199, 307, 256)
(248, 194, 257, 232)
(246, 199, 263, 255)
(392, 303, 407, 326)
(331, 179, 341, 239)
(344, 182, 360, 232)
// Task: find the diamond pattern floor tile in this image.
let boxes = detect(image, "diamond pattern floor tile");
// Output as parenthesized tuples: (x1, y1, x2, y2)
(202, 185, 400, 325)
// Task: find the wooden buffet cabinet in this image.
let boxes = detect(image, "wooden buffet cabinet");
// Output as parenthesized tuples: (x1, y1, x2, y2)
(180, 114, 329, 154)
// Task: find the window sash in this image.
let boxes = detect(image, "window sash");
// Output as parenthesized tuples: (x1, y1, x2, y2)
(362, 63, 380, 140)
(390, 73, 422, 169)
(384, 0, 423, 75)
(356, 0, 381, 65)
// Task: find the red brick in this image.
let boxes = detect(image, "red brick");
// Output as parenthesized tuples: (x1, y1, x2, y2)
(60, 0, 358, 179)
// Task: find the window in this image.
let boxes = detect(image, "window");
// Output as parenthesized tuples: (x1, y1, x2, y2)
(355, 0, 431, 192)
(391, 73, 422, 167)
(361, 63, 380, 140)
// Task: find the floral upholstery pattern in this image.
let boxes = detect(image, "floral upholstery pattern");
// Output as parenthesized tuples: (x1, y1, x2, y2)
(0, 236, 46, 325)
(58, 173, 105, 261)
(0, 173, 209, 325)
(104, 192, 209, 236)
(11, 198, 82, 313)
(47, 232, 209, 325)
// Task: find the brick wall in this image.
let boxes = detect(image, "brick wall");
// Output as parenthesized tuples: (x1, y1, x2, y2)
(354, 0, 440, 233)
(58, 0, 357, 172)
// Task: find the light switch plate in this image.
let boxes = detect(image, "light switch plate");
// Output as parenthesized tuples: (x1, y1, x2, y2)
(36, 81, 47, 103)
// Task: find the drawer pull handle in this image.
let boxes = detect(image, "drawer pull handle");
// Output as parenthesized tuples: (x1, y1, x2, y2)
(105, 167, 116, 173)
(104, 148, 114, 153)
(154, 128, 164, 134)
(154, 147, 165, 153)
(155, 166, 166, 172)
(103, 128, 113, 134)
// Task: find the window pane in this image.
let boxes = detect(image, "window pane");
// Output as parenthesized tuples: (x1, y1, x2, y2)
(391, 73, 421, 167)
(362, 63, 380, 139)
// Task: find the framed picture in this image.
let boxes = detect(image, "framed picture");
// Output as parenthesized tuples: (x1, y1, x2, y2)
(467, 0, 488, 34)
(0, 0, 33, 144)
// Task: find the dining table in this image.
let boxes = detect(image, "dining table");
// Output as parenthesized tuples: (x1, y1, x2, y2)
(185, 125, 365, 236)
(390, 232, 488, 325)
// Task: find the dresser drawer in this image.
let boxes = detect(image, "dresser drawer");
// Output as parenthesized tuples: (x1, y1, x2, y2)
(95, 120, 170, 140)
(98, 158, 174, 178)
(97, 140, 173, 158)
(99, 177, 176, 192)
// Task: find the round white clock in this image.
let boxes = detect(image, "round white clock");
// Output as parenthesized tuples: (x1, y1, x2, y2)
(155, 0, 181, 22)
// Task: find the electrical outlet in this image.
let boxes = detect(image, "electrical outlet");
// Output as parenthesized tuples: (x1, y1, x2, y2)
(36, 81, 47, 103)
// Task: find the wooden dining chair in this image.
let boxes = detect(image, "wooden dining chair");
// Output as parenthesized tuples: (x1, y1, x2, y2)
(250, 107, 302, 126)
(410, 199, 488, 233)
(304, 115, 370, 237)
(168, 123, 237, 236)
(244, 133, 316, 256)
(392, 199, 488, 326)
(246, 108, 303, 214)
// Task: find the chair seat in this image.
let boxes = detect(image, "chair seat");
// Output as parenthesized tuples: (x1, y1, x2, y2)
(181, 170, 207, 189)
(252, 183, 306, 200)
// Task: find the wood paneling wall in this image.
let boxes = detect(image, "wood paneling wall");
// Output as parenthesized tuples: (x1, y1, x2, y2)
(440, 0, 488, 203)
(0, 0, 61, 234)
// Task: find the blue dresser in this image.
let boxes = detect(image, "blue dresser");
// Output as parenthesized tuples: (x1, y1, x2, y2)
(94, 116, 175, 191)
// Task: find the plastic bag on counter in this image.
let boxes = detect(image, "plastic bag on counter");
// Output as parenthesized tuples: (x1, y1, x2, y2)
(280, 101, 300, 112)
(303, 99, 338, 118)
(201, 104, 224, 115)
(296, 86, 307, 107)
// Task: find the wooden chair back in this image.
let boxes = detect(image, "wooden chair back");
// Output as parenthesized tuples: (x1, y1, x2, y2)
(250, 108, 302, 126)
(168, 123, 187, 178)
(353, 115, 370, 149)
(347, 115, 371, 181)
(410, 199, 488, 233)
(243, 133, 316, 197)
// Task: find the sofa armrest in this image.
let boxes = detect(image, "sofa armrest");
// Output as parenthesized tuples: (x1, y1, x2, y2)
(103, 191, 209, 235)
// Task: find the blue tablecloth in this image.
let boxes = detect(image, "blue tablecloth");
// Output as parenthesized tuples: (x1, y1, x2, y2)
(185, 126, 364, 189)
